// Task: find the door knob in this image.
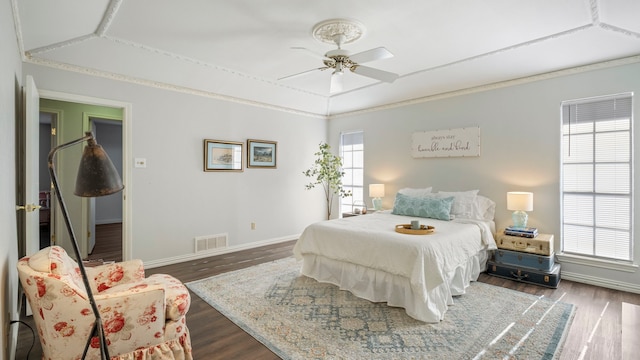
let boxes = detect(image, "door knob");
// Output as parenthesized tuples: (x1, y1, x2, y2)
(16, 203, 41, 212)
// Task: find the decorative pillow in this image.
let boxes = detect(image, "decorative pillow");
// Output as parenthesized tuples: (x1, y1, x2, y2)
(398, 187, 433, 198)
(437, 190, 479, 219)
(392, 192, 454, 221)
(28, 245, 75, 275)
(475, 195, 496, 221)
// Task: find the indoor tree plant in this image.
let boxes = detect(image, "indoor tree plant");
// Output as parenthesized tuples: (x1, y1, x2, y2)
(303, 142, 352, 220)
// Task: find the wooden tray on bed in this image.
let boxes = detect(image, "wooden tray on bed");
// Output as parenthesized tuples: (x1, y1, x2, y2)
(395, 224, 435, 235)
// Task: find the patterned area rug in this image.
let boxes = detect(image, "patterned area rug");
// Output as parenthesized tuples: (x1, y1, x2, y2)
(187, 257, 575, 359)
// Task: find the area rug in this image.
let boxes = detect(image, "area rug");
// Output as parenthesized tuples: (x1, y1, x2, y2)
(187, 257, 575, 359)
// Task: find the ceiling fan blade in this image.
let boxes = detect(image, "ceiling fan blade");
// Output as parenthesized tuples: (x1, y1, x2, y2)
(330, 71, 344, 94)
(349, 47, 394, 64)
(278, 66, 329, 81)
(291, 46, 327, 60)
(351, 65, 399, 83)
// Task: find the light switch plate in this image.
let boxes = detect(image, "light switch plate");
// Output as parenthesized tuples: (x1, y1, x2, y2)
(134, 158, 147, 168)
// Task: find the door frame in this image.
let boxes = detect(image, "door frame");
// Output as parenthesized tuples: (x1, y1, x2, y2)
(39, 89, 133, 261)
(39, 107, 61, 249)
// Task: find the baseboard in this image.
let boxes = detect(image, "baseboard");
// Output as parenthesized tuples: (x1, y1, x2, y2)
(144, 234, 300, 269)
(8, 319, 18, 360)
(561, 270, 640, 294)
(8, 293, 21, 360)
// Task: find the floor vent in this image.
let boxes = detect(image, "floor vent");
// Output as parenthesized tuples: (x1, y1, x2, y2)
(194, 233, 228, 253)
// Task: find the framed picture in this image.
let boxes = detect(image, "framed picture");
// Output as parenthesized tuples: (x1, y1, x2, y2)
(204, 139, 243, 172)
(247, 139, 277, 168)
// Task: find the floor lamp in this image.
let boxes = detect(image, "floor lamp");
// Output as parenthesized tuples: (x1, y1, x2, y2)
(48, 131, 124, 360)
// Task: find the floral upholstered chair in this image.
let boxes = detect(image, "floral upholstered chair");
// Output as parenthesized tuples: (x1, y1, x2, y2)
(17, 246, 192, 360)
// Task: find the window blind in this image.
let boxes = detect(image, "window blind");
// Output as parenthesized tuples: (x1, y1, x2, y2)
(340, 131, 364, 215)
(561, 93, 633, 261)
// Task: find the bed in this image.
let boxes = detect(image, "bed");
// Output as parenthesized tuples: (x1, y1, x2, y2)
(292, 189, 497, 323)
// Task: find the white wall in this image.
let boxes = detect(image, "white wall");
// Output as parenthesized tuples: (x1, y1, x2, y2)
(94, 121, 123, 224)
(23, 64, 327, 264)
(1, 0, 23, 357)
(329, 62, 640, 292)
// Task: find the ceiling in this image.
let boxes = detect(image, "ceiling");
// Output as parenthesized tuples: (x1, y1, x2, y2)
(13, 0, 640, 117)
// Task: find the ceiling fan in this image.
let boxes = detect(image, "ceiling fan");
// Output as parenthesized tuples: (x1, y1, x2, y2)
(279, 19, 399, 94)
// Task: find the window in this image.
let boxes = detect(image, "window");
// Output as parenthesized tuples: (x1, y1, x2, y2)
(561, 93, 633, 261)
(340, 131, 364, 215)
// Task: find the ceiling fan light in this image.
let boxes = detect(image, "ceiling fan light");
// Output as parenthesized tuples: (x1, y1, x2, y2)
(330, 72, 344, 94)
(282, 18, 398, 93)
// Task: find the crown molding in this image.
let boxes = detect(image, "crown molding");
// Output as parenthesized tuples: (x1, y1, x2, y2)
(328, 55, 640, 119)
(25, 53, 640, 121)
(25, 56, 327, 119)
(10, 0, 25, 60)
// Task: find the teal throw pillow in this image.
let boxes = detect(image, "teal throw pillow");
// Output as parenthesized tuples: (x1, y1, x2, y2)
(391, 193, 454, 221)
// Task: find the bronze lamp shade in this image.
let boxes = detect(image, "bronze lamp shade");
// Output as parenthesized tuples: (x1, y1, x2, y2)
(74, 136, 124, 197)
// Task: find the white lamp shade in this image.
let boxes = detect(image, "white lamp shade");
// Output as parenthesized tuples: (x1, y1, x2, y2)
(507, 192, 533, 211)
(369, 184, 385, 198)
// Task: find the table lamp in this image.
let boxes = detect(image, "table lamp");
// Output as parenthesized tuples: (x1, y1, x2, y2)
(48, 131, 124, 359)
(369, 183, 385, 211)
(507, 191, 533, 229)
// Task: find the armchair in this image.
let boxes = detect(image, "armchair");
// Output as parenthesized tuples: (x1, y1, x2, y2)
(17, 246, 192, 360)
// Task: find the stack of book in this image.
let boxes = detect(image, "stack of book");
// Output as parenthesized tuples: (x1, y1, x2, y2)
(504, 226, 538, 238)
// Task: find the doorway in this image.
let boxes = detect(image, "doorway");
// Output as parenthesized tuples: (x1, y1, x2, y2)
(39, 99, 124, 261)
(89, 118, 124, 261)
(34, 89, 132, 262)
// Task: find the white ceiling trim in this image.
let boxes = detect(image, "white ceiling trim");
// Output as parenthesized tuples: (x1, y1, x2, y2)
(95, 0, 122, 36)
(402, 24, 595, 80)
(24, 54, 640, 121)
(9, 0, 24, 59)
(25, 56, 326, 119)
(102, 35, 327, 99)
(328, 55, 640, 120)
(325, 23, 606, 99)
(28, 34, 97, 56)
(599, 22, 640, 39)
(25, 31, 330, 100)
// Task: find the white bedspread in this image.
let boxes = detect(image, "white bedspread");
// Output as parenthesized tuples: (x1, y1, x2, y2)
(293, 211, 497, 321)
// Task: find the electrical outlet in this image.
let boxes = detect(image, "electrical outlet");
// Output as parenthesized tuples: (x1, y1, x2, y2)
(251, 222, 256, 230)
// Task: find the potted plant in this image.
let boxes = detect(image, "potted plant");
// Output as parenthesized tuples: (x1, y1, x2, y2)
(303, 142, 352, 220)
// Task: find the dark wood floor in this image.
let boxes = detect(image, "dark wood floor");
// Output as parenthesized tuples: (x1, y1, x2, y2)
(16, 226, 640, 359)
(39, 222, 123, 262)
(86, 222, 123, 263)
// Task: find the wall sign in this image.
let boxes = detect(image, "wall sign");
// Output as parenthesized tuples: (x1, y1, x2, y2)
(411, 126, 480, 158)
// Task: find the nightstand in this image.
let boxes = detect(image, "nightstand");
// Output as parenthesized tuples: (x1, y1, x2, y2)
(487, 230, 560, 288)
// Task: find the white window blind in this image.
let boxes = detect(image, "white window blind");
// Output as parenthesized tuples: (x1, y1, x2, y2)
(561, 93, 633, 261)
(340, 131, 364, 215)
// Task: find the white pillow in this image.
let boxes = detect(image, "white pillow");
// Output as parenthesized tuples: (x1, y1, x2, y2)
(437, 190, 479, 219)
(475, 195, 496, 221)
(398, 187, 433, 198)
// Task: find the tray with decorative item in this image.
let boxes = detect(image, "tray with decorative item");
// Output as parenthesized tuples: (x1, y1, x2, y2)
(395, 224, 435, 235)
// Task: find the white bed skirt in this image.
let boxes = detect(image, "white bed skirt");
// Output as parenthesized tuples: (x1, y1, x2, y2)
(298, 249, 489, 323)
